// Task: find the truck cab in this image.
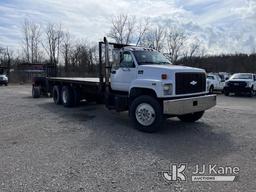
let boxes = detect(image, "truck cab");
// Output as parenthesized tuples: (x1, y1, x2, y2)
(105, 43, 216, 132)
(111, 46, 207, 98)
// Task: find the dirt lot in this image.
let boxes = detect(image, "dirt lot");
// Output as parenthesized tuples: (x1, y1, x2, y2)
(0, 85, 256, 192)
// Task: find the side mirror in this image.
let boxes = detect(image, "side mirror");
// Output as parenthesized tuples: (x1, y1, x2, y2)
(225, 77, 229, 81)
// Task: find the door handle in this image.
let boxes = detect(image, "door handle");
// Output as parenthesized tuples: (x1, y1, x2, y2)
(111, 70, 116, 74)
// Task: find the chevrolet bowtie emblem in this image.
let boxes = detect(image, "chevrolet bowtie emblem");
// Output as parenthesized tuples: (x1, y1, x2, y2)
(190, 81, 198, 85)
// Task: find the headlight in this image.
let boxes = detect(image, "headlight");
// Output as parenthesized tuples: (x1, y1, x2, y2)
(246, 82, 252, 87)
(163, 84, 173, 95)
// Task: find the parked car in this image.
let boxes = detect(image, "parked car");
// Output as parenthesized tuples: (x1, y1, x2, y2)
(0, 74, 8, 86)
(207, 73, 225, 93)
(218, 72, 231, 81)
(223, 73, 256, 97)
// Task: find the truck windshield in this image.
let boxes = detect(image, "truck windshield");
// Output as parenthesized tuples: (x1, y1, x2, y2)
(231, 74, 252, 80)
(133, 51, 171, 65)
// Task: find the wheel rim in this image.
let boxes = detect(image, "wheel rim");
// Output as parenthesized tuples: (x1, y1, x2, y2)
(62, 89, 68, 104)
(135, 103, 156, 126)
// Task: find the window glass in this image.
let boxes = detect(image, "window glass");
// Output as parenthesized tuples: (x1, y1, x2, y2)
(231, 74, 253, 80)
(207, 76, 214, 80)
(133, 51, 170, 65)
(120, 52, 134, 68)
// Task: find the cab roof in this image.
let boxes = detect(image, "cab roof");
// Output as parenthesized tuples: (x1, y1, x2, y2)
(122, 46, 156, 52)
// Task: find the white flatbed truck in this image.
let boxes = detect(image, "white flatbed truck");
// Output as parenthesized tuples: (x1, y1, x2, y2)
(32, 37, 216, 132)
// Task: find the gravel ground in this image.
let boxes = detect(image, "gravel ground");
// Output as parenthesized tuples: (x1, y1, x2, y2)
(0, 85, 256, 192)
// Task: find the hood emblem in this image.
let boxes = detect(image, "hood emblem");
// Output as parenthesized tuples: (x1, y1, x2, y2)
(190, 81, 198, 86)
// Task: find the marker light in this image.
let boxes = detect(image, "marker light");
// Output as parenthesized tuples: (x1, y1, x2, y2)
(162, 74, 168, 80)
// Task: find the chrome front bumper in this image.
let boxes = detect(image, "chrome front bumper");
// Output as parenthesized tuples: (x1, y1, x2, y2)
(163, 95, 217, 115)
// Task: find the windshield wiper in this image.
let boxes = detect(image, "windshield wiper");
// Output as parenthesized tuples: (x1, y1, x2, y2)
(157, 62, 170, 65)
(139, 62, 154, 65)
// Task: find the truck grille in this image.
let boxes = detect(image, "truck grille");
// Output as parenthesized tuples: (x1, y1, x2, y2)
(175, 72, 206, 95)
(228, 81, 247, 87)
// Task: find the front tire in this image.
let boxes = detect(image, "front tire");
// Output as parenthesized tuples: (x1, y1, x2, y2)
(130, 95, 163, 133)
(209, 86, 214, 94)
(249, 87, 254, 97)
(224, 89, 229, 96)
(178, 111, 205, 122)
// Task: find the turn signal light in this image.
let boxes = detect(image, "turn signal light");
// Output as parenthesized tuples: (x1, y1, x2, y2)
(161, 74, 168, 80)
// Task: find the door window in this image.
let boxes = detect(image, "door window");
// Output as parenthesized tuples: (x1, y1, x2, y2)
(207, 76, 214, 80)
(120, 52, 135, 68)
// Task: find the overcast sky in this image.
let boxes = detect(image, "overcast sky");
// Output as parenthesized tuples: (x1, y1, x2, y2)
(0, 0, 255, 55)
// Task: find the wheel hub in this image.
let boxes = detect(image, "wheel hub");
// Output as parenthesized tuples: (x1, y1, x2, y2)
(135, 103, 156, 126)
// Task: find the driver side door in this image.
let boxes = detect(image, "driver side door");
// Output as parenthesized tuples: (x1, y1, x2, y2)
(111, 51, 137, 92)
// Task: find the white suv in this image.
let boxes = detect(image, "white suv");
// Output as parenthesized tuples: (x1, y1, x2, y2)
(224, 73, 256, 97)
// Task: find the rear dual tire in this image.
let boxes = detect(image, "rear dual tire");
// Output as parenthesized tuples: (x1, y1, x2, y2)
(53, 85, 80, 107)
(53, 85, 62, 105)
(32, 86, 41, 98)
(61, 86, 74, 107)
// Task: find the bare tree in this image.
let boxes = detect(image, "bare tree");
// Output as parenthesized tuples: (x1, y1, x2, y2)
(43, 23, 63, 65)
(88, 44, 98, 71)
(136, 18, 150, 46)
(22, 19, 41, 63)
(108, 14, 136, 44)
(166, 28, 186, 64)
(142, 25, 166, 51)
(182, 40, 201, 59)
(61, 32, 72, 72)
(125, 16, 136, 44)
(0, 47, 12, 76)
(189, 42, 200, 58)
(108, 14, 150, 45)
(108, 14, 129, 44)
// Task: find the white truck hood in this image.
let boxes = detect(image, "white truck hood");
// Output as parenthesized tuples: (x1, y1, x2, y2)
(138, 64, 205, 73)
(136, 64, 206, 83)
(228, 79, 253, 82)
